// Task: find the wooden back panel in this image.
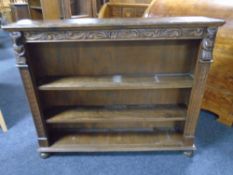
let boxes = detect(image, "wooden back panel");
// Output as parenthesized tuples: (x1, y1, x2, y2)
(28, 40, 199, 77)
(41, 89, 190, 107)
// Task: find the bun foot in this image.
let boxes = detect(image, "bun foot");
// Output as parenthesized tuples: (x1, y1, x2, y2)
(40, 152, 50, 159)
(183, 151, 194, 157)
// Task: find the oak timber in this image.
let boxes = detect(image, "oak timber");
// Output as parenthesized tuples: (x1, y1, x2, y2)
(38, 74, 193, 91)
(3, 17, 224, 157)
(45, 105, 187, 124)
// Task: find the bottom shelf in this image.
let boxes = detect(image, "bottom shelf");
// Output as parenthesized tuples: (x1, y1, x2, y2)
(39, 131, 195, 152)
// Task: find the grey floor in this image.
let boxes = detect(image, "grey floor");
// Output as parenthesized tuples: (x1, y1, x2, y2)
(0, 30, 233, 175)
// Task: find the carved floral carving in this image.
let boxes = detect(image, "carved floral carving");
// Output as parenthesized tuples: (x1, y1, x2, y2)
(24, 28, 204, 42)
(200, 27, 218, 62)
(10, 32, 26, 65)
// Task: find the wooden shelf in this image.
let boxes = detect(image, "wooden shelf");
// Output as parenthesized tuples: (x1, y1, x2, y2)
(38, 74, 193, 91)
(39, 131, 195, 152)
(46, 105, 187, 124)
(30, 5, 42, 10)
(71, 15, 90, 19)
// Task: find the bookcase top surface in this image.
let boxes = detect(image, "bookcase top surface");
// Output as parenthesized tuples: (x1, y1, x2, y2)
(3, 16, 224, 31)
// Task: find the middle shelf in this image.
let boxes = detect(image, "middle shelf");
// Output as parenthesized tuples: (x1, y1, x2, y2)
(38, 74, 193, 91)
(45, 105, 187, 124)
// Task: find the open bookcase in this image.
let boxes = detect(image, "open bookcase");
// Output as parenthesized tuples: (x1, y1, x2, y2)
(3, 17, 224, 158)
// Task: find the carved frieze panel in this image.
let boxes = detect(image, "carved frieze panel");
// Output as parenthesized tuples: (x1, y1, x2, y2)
(24, 28, 205, 42)
(10, 27, 217, 63)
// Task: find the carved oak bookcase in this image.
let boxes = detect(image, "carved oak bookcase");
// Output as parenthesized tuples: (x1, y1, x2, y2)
(3, 17, 224, 158)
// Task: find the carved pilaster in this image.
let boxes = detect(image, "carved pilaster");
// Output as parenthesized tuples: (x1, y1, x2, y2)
(20, 69, 49, 147)
(10, 32, 27, 66)
(184, 61, 211, 138)
(10, 32, 49, 147)
(200, 27, 218, 62)
(184, 27, 219, 139)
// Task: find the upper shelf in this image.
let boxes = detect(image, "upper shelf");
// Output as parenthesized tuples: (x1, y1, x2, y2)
(2, 16, 224, 32)
(38, 74, 193, 91)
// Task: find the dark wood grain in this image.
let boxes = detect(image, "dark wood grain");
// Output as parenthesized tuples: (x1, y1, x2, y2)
(19, 68, 49, 147)
(39, 131, 195, 152)
(3, 17, 224, 31)
(40, 89, 191, 107)
(45, 105, 187, 124)
(28, 40, 198, 76)
(38, 74, 193, 91)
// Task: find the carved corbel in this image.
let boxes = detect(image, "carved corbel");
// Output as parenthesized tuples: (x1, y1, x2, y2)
(200, 27, 218, 62)
(10, 32, 27, 66)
